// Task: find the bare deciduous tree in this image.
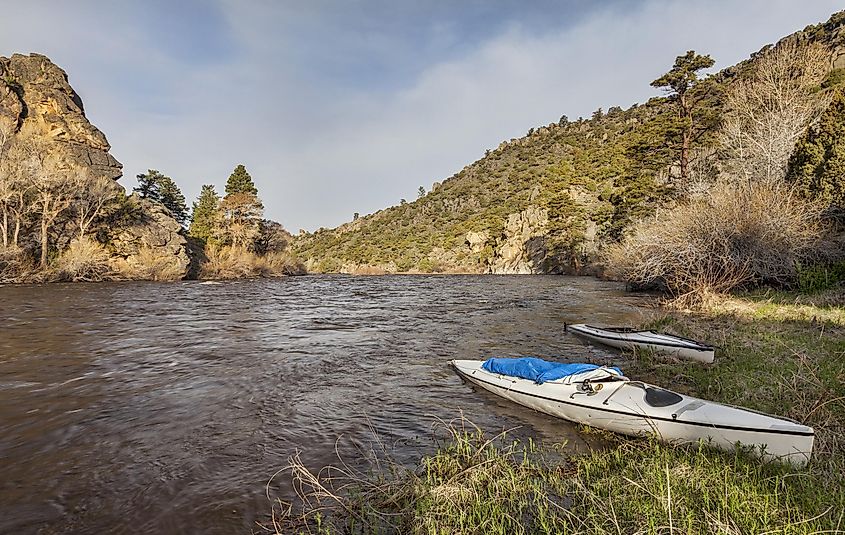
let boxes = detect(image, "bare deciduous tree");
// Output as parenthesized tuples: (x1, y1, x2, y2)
(71, 169, 121, 238)
(0, 132, 34, 249)
(720, 41, 831, 184)
(27, 149, 78, 267)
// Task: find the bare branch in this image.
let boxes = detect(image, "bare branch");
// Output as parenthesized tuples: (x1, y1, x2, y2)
(720, 41, 831, 184)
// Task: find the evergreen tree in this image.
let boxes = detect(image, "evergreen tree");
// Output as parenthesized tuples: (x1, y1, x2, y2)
(651, 51, 716, 184)
(225, 164, 258, 196)
(788, 90, 845, 214)
(189, 184, 220, 243)
(134, 169, 188, 225)
(158, 175, 189, 226)
(220, 165, 263, 248)
(134, 169, 165, 201)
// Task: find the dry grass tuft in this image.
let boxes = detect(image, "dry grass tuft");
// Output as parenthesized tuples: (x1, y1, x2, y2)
(262, 250, 307, 276)
(0, 246, 33, 282)
(199, 245, 304, 280)
(50, 237, 112, 282)
(199, 244, 259, 279)
(112, 245, 186, 281)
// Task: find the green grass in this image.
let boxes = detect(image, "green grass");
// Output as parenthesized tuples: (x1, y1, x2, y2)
(270, 293, 845, 534)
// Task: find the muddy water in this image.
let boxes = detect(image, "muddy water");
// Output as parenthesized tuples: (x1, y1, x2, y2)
(0, 275, 651, 534)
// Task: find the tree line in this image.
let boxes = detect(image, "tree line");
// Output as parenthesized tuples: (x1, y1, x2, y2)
(134, 164, 288, 254)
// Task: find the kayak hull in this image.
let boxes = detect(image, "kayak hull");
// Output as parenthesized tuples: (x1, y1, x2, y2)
(452, 359, 813, 466)
(568, 324, 715, 363)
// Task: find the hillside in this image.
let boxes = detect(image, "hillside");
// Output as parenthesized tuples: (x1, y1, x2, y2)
(294, 11, 845, 275)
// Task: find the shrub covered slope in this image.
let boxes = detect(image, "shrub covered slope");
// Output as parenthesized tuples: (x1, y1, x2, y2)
(294, 12, 845, 279)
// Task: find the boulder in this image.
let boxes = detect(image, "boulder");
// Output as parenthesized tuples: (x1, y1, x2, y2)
(106, 194, 191, 279)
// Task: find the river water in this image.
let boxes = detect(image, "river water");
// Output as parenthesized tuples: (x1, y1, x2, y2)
(0, 275, 651, 534)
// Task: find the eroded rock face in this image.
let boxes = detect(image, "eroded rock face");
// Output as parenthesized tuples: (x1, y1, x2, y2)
(489, 205, 548, 274)
(1, 53, 190, 279)
(465, 230, 490, 254)
(0, 53, 122, 180)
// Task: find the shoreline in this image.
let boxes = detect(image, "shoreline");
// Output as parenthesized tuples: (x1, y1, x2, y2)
(0, 270, 610, 285)
(269, 289, 845, 534)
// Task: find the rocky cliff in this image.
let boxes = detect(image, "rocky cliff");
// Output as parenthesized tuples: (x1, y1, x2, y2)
(0, 53, 121, 180)
(0, 53, 190, 277)
(294, 10, 845, 274)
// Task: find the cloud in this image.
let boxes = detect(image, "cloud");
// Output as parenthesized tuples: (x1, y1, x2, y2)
(1, 0, 841, 230)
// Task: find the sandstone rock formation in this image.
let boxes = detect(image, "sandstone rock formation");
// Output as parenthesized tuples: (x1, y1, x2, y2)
(489, 205, 548, 274)
(1, 53, 190, 279)
(0, 53, 122, 180)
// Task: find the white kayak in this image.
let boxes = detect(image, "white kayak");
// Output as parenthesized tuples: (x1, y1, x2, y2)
(451, 359, 813, 465)
(567, 324, 715, 363)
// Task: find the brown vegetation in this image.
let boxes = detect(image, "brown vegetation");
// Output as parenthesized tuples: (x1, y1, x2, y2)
(720, 41, 830, 184)
(50, 236, 112, 282)
(198, 244, 304, 280)
(605, 40, 839, 306)
(111, 245, 186, 282)
(604, 181, 826, 305)
(0, 245, 31, 282)
(0, 131, 124, 278)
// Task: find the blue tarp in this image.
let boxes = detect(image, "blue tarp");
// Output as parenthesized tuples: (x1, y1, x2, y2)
(482, 357, 622, 385)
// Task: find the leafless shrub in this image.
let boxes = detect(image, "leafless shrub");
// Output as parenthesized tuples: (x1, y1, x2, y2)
(720, 41, 831, 184)
(71, 171, 122, 239)
(0, 245, 32, 282)
(604, 181, 826, 304)
(0, 132, 34, 249)
(263, 250, 306, 275)
(50, 236, 112, 282)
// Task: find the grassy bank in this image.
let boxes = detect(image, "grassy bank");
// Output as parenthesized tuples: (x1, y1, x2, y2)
(268, 290, 845, 534)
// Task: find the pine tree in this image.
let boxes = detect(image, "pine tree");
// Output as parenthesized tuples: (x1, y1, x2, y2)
(134, 169, 188, 225)
(787, 90, 845, 212)
(189, 184, 220, 243)
(651, 51, 716, 184)
(134, 169, 165, 201)
(225, 164, 258, 196)
(220, 165, 263, 248)
(158, 175, 189, 226)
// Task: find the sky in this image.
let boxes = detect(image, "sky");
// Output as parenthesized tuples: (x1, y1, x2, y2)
(0, 0, 841, 231)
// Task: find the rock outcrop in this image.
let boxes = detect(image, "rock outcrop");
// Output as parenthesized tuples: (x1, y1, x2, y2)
(106, 194, 191, 277)
(1, 53, 190, 279)
(489, 206, 548, 274)
(465, 230, 490, 254)
(0, 53, 122, 180)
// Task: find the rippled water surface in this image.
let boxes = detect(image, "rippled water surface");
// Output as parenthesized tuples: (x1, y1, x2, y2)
(0, 275, 652, 534)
